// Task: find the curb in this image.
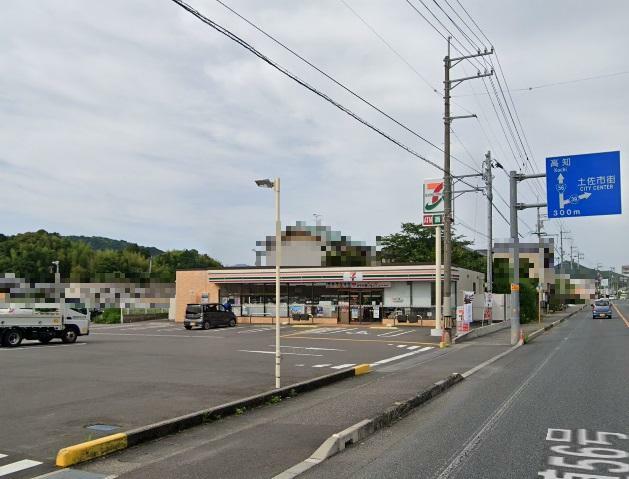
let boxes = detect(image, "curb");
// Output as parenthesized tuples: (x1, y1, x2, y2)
(273, 373, 463, 479)
(56, 364, 371, 467)
(455, 320, 510, 343)
(524, 305, 585, 344)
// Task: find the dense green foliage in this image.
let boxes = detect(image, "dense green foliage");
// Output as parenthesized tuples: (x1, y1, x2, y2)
(379, 222, 486, 273)
(66, 235, 163, 257)
(493, 257, 538, 322)
(0, 230, 221, 282)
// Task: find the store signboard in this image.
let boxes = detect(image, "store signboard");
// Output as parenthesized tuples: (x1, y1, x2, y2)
(423, 178, 445, 227)
(342, 272, 364, 282)
(326, 281, 391, 289)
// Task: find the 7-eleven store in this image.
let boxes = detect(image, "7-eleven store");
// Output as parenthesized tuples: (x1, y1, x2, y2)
(175, 265, 484, 326)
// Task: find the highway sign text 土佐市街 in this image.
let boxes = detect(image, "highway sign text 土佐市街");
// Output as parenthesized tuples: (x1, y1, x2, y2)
(545, 151, 621, 218)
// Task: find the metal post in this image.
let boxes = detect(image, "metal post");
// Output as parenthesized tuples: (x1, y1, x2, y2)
(485, 151, 493, 299)
(509, 171, 521, 344)
(442, 37, 453, 340)
(274, 177, 281, 389)
(435, 225, 442, 330)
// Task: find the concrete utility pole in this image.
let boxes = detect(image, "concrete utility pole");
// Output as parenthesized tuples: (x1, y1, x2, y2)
(509, 171, 546, 344)
(435, 225, 442, 331)
(442, 37, 493, 339)
(484, 151, 493, 296)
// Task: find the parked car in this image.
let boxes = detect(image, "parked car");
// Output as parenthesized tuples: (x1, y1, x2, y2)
(592, 299, 612, 319)
(184, 303, 237, 330)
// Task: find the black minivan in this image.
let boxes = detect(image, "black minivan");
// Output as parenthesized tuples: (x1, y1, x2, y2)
(184, 303, 237, 330)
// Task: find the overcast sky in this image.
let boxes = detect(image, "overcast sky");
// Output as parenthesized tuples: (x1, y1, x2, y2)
(1, 0, 627, 270)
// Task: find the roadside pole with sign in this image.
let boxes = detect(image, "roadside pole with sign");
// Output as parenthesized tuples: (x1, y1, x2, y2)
(423, 179, 447, 342)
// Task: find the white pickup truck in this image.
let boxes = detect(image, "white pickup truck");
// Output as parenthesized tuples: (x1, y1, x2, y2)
(0, 305, 90, 347)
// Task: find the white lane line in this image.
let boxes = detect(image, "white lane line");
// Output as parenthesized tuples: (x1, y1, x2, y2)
(370, 347, 434, 366)
(312, 364, 332, 368)
(238, 350, 323, 357)
(377, 330, 402, 337)
(0, 343, 87, 352)
(396, 344, 407, 348)
(275, 345, 345, 351)
(331, 363, 356, 369)
(407, 345, 420, 350)
(0, 454, 5, 459)
(92, 332, 224, 339)
(0, 459, 43, 476)
(383, 331, 412, 337)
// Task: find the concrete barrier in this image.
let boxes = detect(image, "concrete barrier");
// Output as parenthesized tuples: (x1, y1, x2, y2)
(455, 320, 510, 343)
(56, 364, 371, 467)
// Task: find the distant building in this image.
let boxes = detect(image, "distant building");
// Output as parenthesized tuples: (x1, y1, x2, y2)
(258, 221, 377, 267)
(492, 239, 555, 290)
(622, 265, 629, 276)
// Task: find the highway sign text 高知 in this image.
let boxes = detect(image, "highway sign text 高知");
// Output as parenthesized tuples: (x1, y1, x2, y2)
(546, 151, 621, 218)
(423, 178, 444, 227)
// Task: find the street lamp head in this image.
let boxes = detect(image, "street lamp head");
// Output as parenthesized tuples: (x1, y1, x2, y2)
(255, 178, 274, 188)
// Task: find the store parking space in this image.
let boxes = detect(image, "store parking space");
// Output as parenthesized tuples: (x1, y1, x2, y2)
(0, 321, 439, 466)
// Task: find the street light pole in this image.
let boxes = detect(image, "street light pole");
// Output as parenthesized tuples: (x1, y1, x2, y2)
(256, 177, 282, 389)
(273, 177, 281, 389)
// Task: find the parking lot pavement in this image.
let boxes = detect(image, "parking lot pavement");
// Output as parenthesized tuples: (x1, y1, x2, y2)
(0, 321, 439, 465)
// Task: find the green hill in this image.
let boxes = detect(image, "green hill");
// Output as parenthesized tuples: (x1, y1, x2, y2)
(66, 235, 163, 257)
(0, 230, 221, 282)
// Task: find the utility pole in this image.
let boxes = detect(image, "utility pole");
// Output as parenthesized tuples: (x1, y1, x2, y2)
(509, 170, 546, 345)
(442, 37, 493, 341)
(484, 151, 493, 297)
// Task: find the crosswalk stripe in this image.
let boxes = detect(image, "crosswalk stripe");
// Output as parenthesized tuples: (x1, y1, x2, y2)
(312, 364, 332, 368)
(383, 331, 412, 337)
(0, 459, 42, 476)
(407, 345, 420, 350)
(331, 363, 356, 369)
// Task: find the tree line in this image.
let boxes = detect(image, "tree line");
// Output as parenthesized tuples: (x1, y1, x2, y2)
(0, 230, 221, 283)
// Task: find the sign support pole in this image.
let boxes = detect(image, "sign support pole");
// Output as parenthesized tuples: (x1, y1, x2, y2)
(435, 225, 442, 331)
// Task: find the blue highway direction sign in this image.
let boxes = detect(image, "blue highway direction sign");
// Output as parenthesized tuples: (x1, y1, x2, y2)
(546, 151, 621, 218)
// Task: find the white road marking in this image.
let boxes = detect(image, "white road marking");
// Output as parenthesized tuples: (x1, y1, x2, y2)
(92, 332, 224, 339)
(407, 345, 420, 350)
(295, 364, 305, 367)
(370, 347, 434, 366)
(238, 350, 323, 357)
(275, 345, 345, 351)
(0, 455, 5, 459)
(331, 363, 356, 369)
(0, 343, 87, 352)
(312, 364, 332, 368)
(396, 344, 407, 348)
(0, 459, 42, 476)
(381, 331, 412, 337)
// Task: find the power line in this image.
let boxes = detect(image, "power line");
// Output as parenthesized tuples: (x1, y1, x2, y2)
(170, 0, 484, 192)
(213, 0, 456, 167)
(339, 0, 439, 94)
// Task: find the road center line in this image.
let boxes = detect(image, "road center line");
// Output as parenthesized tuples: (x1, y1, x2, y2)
(92, 332, 225, 339)
(433, 329, 570, 479)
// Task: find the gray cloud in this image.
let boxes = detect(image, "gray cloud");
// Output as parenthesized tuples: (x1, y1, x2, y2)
(1, 0, 627, 270)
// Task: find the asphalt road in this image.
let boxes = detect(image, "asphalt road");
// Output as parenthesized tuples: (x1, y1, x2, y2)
(301, 304, 629, 479)
(0, 321, 437, 469)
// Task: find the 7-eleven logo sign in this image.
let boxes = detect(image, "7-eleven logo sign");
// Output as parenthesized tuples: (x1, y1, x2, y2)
(423, 179, 445, 213)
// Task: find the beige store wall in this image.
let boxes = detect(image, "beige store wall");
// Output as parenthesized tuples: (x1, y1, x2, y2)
(174, 270, 219, 322)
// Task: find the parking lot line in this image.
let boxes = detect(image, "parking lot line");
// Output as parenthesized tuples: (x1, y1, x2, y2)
(276, 345, 345, 351)
(238, 350, 323, 357)
(331, 363, 356, 369)
(0, 459, 42, 476)
(370, 347, 434, 366)
(0, 343, 87, 352)
(91, 332, 224, 339)
(280, 335, 435, 346)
